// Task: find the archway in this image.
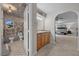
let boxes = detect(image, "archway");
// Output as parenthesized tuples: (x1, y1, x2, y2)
(55, 11, 78, 50)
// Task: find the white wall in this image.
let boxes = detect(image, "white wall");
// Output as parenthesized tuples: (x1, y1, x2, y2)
(37, 13, 46, 30)
(29, 4, 37, 56)
(24, 3, 37, 56)
(24, 5, 29, 56)
(37, 20, 44, 30)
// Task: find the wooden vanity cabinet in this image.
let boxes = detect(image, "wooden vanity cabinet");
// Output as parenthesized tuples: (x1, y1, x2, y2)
(41, 33, 45, 46)
(37, 32, 50, 51)
(44, 32, 50, 45)
(37, 34, 42, 50)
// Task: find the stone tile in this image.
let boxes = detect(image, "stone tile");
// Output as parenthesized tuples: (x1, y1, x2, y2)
(37, 35, 79, 56)
(9, 40, 26, 56)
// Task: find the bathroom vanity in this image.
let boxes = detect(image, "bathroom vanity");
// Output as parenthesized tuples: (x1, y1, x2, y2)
(37, 31, 50, 50)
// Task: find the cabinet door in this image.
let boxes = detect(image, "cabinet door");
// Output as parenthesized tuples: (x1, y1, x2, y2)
(41, 33, 45, 46)
(37, 34, 42, 50)
(44, 32, 50, 45)
(45, 35, 48, 44)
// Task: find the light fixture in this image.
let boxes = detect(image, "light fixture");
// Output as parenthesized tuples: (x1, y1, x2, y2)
(8, 6, 12, 13)
(2, 4, 17, 13)
(37, 16, 43, 21)
(37, 13, 45, 21)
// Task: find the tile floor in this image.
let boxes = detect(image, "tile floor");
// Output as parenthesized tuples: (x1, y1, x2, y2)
(9, 40, 26, 56)
(37, 35, 79, 56)
(7, 35, 79, 56)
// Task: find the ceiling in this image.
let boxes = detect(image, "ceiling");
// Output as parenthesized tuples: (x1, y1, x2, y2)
(2, 3, 47, 18)
(37, 3, 79, 15)
(2, 3, 26, 18)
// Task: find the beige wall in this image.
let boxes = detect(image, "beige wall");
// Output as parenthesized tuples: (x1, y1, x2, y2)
(3, 13, 24, 39)
(0, 5, 3, 56)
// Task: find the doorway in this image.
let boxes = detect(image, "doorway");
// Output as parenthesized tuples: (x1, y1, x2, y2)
(55, 11, 78, 50)
(1, 3, 27, 56)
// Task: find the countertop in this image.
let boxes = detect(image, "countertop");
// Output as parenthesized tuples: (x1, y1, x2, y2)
(37, 30, 50, 33)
